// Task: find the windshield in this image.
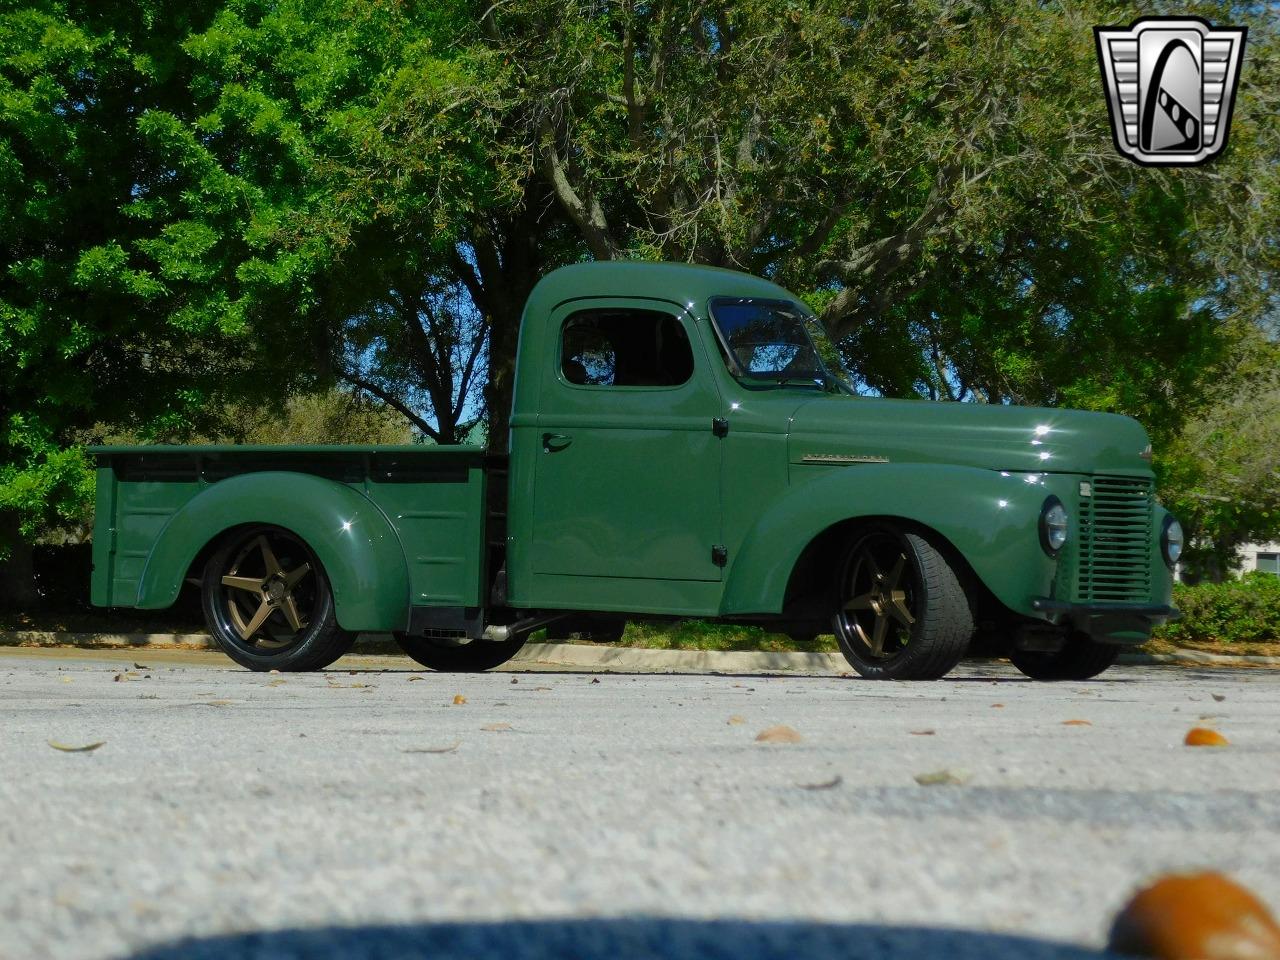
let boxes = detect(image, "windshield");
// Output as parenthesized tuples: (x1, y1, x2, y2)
(708, 297, 853, 392)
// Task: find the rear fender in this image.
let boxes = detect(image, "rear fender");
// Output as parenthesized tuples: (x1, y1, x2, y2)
(136, 472, 410, 632)
(721, 464, 1069, 618)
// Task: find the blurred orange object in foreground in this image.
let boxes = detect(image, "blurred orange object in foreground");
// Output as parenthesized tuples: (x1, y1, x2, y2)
(1185, 727, 1231, 747)
(1108, 871, 1280, 959)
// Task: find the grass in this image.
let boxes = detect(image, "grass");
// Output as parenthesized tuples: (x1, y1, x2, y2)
(4, 610, 1278, 660)
(559, 620, 839, 653)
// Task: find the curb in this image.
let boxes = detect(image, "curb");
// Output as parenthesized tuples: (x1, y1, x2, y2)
(2, 631, 1277, 671)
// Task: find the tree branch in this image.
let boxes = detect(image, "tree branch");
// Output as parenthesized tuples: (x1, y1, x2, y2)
(537, 117, 621, 261)
(338, 370, 440, 443)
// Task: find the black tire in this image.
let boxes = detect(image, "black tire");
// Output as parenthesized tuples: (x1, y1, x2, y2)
(832, 526, 973, 680)
(1009, 633, 1120, 681)
(201, 526, 355, 672)
(394, 634, 527, 672)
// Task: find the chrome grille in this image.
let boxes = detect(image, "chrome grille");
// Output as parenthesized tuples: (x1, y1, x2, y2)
(1076, 476, 1154, 602)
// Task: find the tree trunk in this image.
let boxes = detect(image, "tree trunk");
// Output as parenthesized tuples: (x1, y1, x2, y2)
(485, 300, 522, 453)
(0, 512, 40, 610)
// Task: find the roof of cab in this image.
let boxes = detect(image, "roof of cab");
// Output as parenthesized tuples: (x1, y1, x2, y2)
(525, 260, 798, 320)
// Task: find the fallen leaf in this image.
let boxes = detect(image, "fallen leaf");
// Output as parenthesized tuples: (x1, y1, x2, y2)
(269, 669, 281, 674)
(204, 699, 234, 707)
(1108, 871, 1280, 959)
(914, 769, 970, 786)
(452, 694, 467, 705)
(755, 725, 803, 744)
(267, 679, 287, 688)
(590, 677, 600, 684)
(798, 775, 843, 791)
(1211, 693, 1226, 703)
(1185, 727, 1229, 747)
(510, 678, 518, 684)
(48, 740, 105, 753)
(402, 743, 460, 754)
(1062, 719, 1093, 726)
(407, 676, 424, 682)
(482, 722, 513, 732)
(133, 663, 150, 670)
(909, 729, 935, 736)
(991, 703, 1005, 709)
(727, 715, 746, 725)
(113, 672, 135, 682)
(61, 677, 73, 684)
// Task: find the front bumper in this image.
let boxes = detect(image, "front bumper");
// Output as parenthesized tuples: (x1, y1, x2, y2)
(1030, 597, 1180, 644)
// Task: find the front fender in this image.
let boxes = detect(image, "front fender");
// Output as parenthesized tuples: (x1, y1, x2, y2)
(721, 464, 1069, 618)
(136, 472, 411, 632)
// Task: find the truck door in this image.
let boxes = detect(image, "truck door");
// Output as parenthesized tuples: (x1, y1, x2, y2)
(531, 298, 724, 582)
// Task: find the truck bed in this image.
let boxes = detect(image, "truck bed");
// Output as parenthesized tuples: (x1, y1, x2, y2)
(90, 445, 492, 618)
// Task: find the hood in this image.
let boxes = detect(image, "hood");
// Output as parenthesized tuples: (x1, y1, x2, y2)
(788, 394, 1152, 476)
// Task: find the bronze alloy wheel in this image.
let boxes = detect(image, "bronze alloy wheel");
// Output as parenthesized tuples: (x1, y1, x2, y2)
(832, 526, 973, 680)
(201, 527, 355, 671)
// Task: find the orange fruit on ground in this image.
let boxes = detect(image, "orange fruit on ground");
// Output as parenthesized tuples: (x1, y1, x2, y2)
(1185, 727, 1230, 747)
(1108, 871, 1280, 959)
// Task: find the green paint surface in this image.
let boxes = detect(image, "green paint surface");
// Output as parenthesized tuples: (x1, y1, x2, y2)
(92, 263, 1174, 638)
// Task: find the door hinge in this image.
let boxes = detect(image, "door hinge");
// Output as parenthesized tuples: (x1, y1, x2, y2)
(711, 545, 728, 567)
(712, 417, 729, 438)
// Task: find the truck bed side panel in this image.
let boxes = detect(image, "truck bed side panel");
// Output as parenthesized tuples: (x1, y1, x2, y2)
(93, 456, 203, 608)
(362, 454, 488, 608)
(90, 446, 487, 622)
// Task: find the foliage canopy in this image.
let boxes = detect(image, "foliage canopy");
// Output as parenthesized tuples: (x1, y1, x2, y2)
(1, 0, 1277, 579)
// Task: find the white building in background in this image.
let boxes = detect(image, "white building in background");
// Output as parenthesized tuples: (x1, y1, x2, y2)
(1240, 541, 1280, 576)
(1174, 540, 1280, 583)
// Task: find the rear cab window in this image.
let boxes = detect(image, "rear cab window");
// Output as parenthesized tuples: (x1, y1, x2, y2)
(560, 309, 694, 388)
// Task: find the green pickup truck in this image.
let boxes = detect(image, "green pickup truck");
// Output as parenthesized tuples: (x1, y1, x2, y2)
(90, 261, 1181, 680)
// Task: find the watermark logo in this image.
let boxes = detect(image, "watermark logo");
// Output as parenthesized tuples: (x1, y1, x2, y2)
(1095, 17, 1246, 166)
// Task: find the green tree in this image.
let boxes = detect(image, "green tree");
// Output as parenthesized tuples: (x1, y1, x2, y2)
(479, 0, 1277, 437)
(1159, 332, 1280, 580)
(0, 1, 230, 604)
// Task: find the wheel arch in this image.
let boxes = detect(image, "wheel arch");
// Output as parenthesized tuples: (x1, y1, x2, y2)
(135, 472, 411, 633)
(720, 463, 1061, 619)
(779, 514, 984, 617)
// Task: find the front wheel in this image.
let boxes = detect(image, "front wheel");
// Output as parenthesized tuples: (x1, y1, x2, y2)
(1009, 634, 1119, 680)
(832, 527, 973, 680)
(202, 526, 355, 671)
(394, 634, 527, 672)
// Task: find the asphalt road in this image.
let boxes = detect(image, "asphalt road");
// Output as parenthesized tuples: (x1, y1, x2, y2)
(1, 648, 1278, 960)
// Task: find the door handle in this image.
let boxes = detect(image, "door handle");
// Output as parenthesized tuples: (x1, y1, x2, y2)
(542, 432, 573, 453)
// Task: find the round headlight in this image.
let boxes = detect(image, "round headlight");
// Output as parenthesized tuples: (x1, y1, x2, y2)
(1161, 515, 1184, 568)
(1039, 497, 1069, 556)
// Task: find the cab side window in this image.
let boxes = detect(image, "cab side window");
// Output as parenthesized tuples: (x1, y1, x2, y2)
(560, 309, 694, 388)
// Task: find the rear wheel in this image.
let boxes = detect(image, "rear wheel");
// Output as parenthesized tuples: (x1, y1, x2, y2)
(201, 526, 355, 671)
(394, 634, 527, 672)
(1009, 633, 1120, 680)
(832, 526, 973, 680)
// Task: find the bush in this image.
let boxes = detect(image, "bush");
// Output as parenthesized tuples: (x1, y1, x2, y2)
(1157, 573, 1280, 645)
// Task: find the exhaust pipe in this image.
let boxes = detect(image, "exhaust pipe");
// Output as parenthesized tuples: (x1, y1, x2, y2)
(482, 613, 566, 642)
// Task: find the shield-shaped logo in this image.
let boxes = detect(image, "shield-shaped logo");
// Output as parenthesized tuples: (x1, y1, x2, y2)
(1095, 17, 1247, 166)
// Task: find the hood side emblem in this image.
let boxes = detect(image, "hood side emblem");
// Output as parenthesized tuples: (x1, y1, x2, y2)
(801, 453, 890, 465)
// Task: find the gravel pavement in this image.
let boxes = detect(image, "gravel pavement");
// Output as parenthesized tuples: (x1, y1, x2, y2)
(1, 648, 1278, 960)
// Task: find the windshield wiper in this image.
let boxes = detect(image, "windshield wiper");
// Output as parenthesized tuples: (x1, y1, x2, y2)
(776, 374, 828, 388)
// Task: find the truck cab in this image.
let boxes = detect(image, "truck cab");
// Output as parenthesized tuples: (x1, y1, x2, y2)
(90, 261, 1181, 680)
